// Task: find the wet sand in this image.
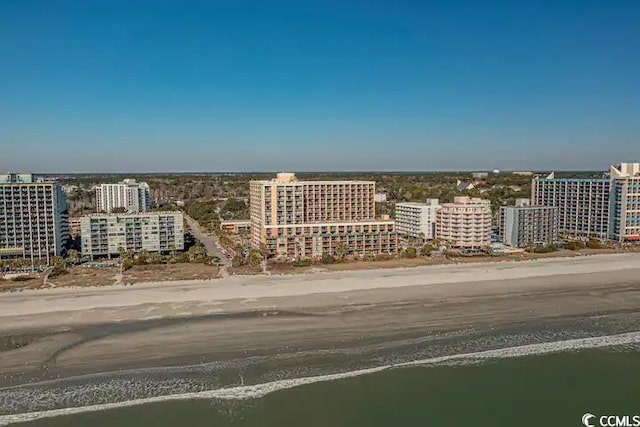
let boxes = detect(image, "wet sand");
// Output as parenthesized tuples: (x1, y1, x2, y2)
(1, 254, 640, 387)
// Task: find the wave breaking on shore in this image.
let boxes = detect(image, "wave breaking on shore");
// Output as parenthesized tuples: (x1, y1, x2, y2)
(1, 330, 639, 426)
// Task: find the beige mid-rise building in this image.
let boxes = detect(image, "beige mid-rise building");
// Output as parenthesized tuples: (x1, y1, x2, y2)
(435, 196, 492, 248)
(249, 173, 398, 259)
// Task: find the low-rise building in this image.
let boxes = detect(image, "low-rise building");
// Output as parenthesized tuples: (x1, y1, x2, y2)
(81, 212, 184, 258)
(220, 220, 251, 235)
(395, 199, 441, 240)
(435, 196, 492, 248)
(499, 199, 558, 248)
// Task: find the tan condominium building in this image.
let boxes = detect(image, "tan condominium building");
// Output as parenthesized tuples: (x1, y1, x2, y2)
(249, 173, 398, 259)
(435, 196, 492, 248)
(80, 211, 184, 258)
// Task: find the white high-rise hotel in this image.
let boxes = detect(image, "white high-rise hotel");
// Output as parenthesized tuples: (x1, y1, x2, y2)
(532, 162, 640, 242)
(0, 173, 69, 263)
(96, 179, 151, 213)
(395, 199, 441, 240)
(610, 163, 640, 242)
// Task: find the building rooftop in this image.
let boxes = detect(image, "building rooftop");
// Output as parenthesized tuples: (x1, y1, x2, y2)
(0, 173, 50, 184)
(445, 196, 490, 205)
(397, 199, 440, 208)
(82, 211, 182, 218)
(610, 163, 640, 178)
(251, 173, 375, 185)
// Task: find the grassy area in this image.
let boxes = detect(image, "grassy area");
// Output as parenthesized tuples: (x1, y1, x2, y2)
(0, 276, 43, 292)
(262, 247, 638, 275)
(49, 267, 119, 288)
(227, 264, 263, 276)
(2, 246, 637, 291)
(122, 263, 219, 283)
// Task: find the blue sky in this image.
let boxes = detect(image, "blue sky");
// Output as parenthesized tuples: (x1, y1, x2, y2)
(1, 0, 639, 172)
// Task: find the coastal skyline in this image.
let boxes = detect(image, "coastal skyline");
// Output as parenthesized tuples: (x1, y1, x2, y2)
(2, 0, 639, 172)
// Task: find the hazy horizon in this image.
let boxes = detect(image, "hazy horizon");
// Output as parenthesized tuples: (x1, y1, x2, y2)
(2, 1, 639, 172)
(5, 168, 610, 176)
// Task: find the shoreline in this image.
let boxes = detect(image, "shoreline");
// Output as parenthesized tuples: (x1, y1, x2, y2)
(2, 249, 636, 296)
(2, 330, 639, 426)
(1, 251, 638, 302)
(0, 253, 638, 380)
(1, 252, 640, 420)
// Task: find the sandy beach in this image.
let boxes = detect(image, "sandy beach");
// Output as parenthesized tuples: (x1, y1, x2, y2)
(1, 253, 640, 388)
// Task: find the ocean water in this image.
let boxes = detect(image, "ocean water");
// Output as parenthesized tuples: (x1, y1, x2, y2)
(2, 313, 640, 427)
(11, 348, 640, 427)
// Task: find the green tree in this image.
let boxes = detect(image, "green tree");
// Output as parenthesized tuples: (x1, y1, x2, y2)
(335, 243, 349, 261)
(187, 243, 208, 263)
(231, 254, 245, 267)
(567, 240, 586, 251)
(65, 249, 81, 263)
(49, 256, 68, 278)
(420, 244, 435, 256)
(321, 253, 336, 264)
(246, 249, 263, 267)
(148, 252, 165, 264)
(136, 249, 150, 265)
(111, 207, 127, 214)
(402, 247, 417, 258)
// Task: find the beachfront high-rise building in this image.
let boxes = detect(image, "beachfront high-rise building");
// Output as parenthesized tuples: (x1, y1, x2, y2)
(499, 199, 559, 248)
(80, 212, 184, 258)
(532, 162, 640, 241)
(95, 179, 151, 213)
(609, 163, 640, 242)
(531, 173, 610, 239)
(395, 199, 441, 240)
(249, 173, 398, 259)
(0, 173, 69, 264)
(435, 196, 492, 248)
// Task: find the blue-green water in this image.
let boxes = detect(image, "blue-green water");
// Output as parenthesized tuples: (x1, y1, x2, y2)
(15, 349, 640, 427)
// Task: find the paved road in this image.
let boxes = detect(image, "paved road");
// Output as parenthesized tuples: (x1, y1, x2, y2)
(183, 214, 231, 265)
